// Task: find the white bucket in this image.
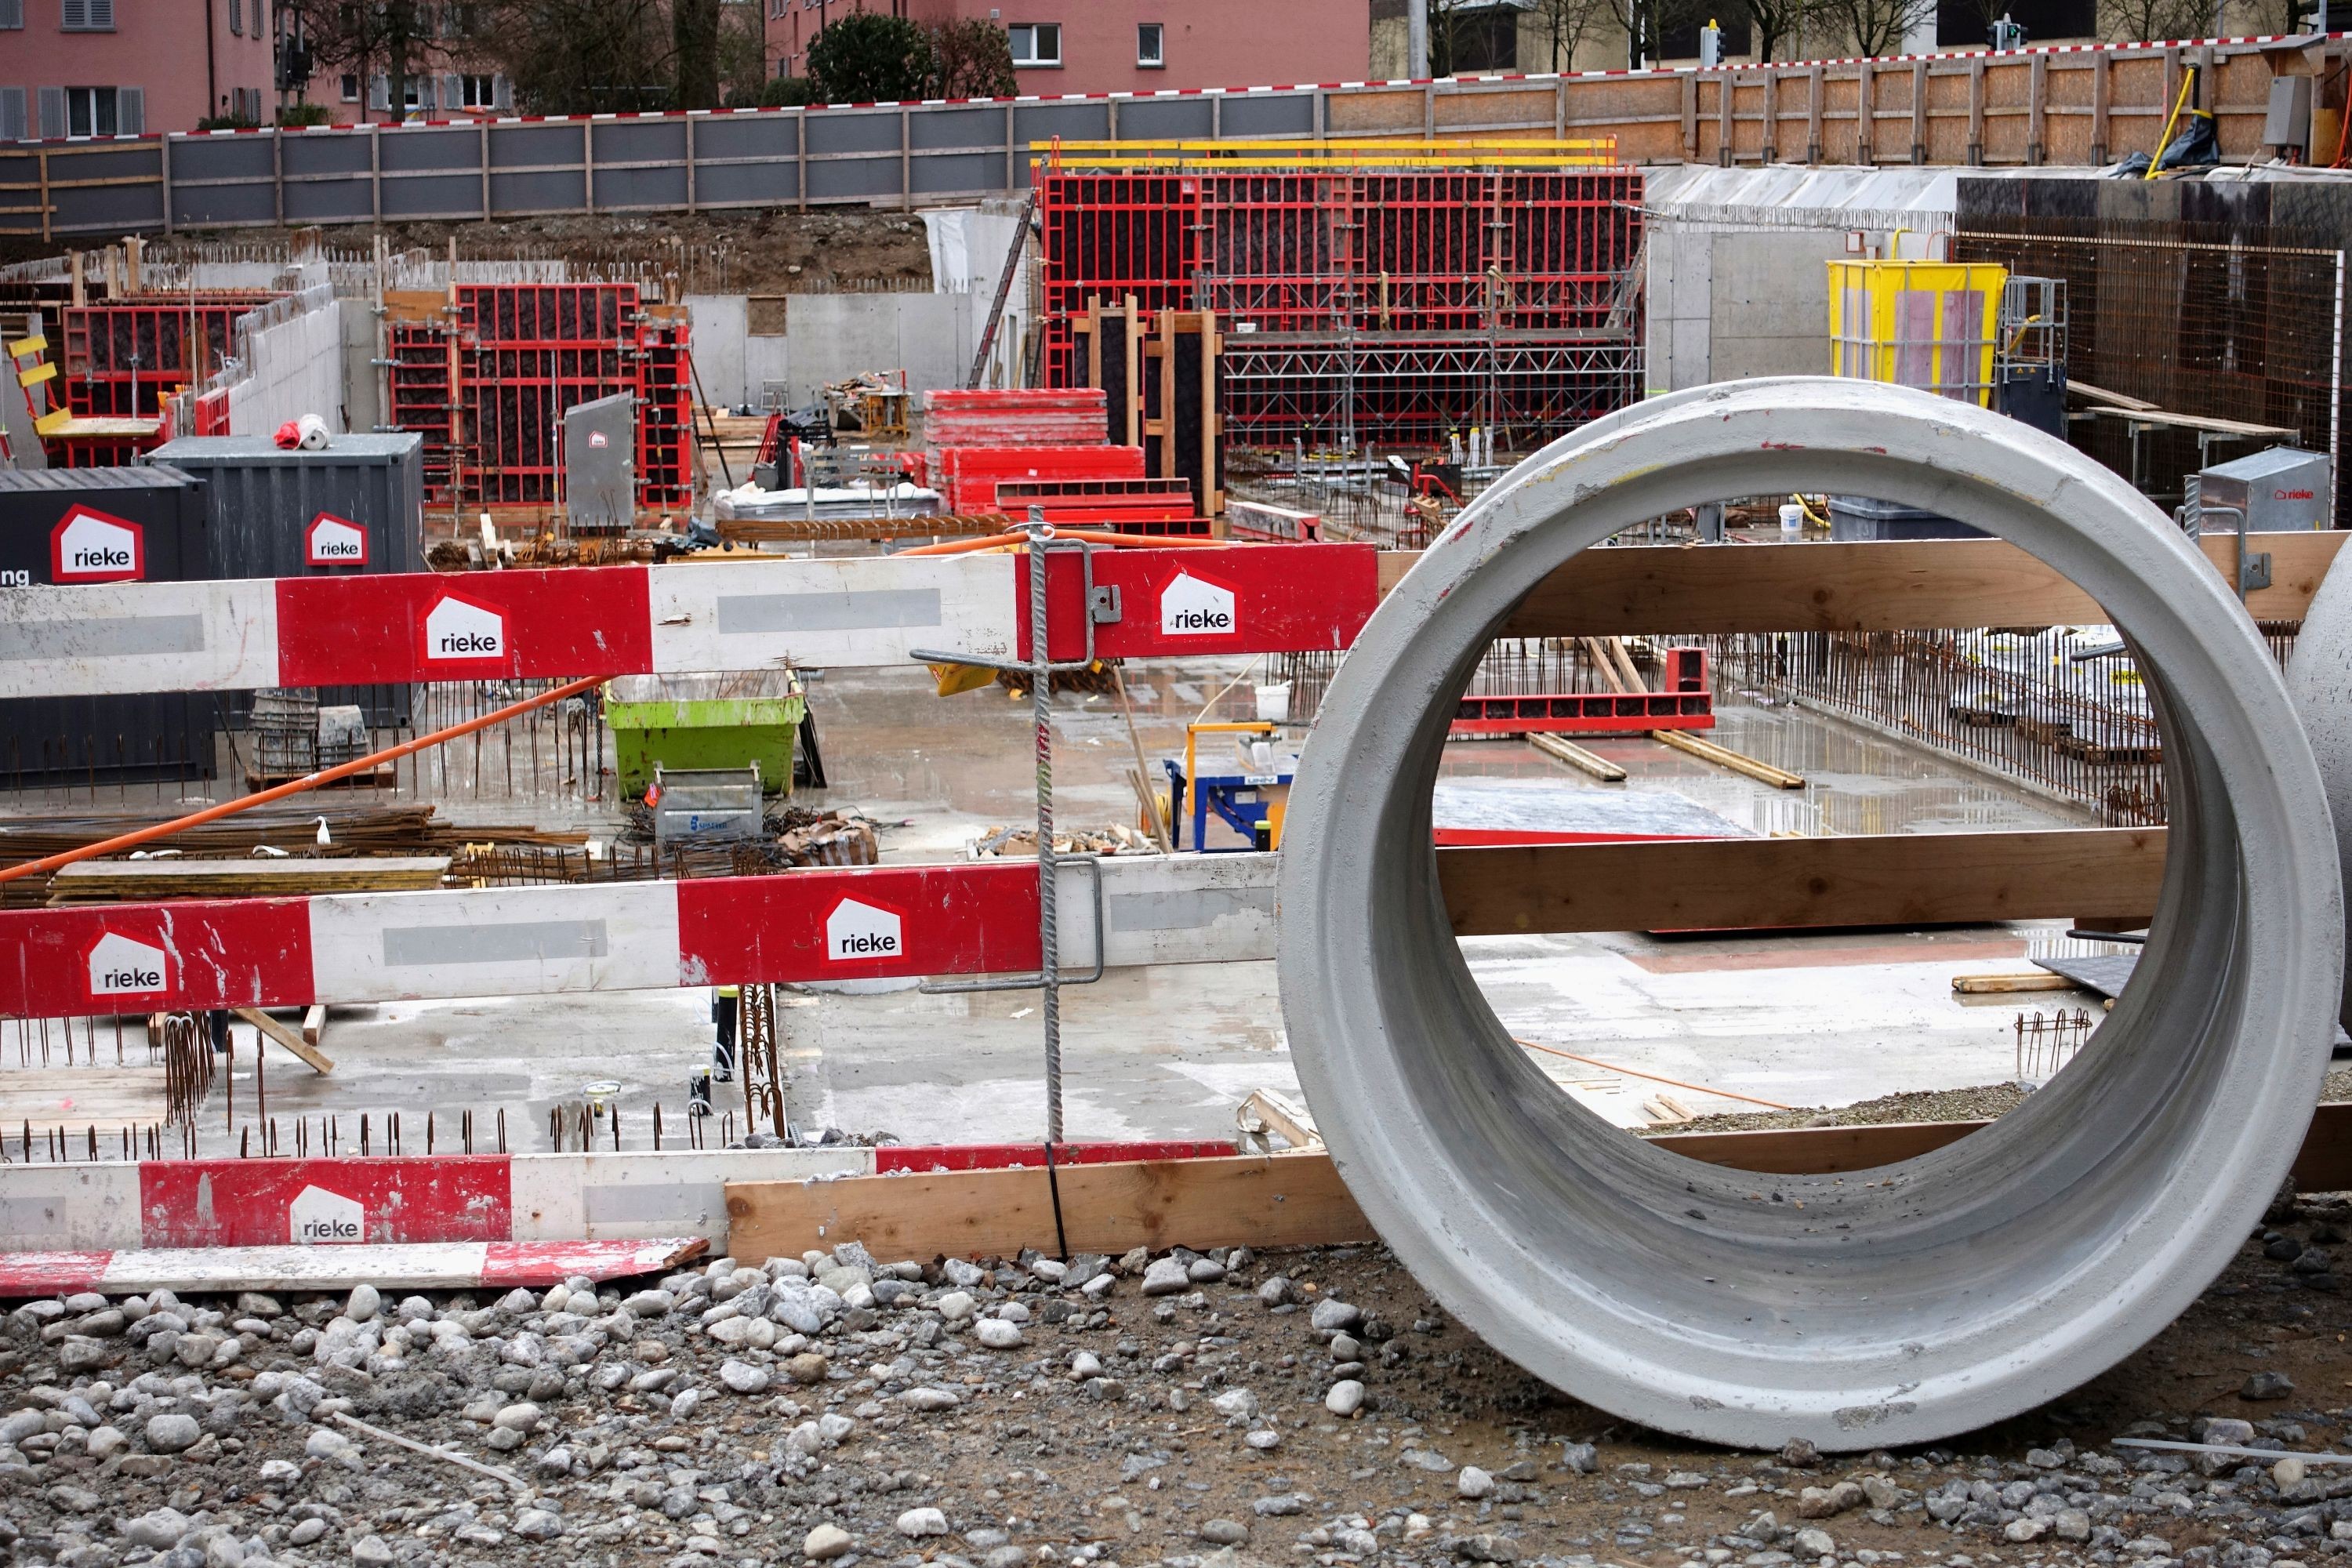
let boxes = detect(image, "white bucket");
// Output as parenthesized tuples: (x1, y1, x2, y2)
(1778, 502, 1806, 540)
(1255, 682, 1292, 723)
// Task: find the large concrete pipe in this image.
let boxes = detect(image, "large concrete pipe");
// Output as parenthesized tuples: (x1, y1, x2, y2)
(2288, 556, 2352, 1036)
(1277, 377, 2341, 1450)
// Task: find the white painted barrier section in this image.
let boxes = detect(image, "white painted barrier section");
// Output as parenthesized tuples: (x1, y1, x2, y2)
(1062, 852, 1280, 970)
(0, 580, 279, 695)
(644, 555, 1018, 671)
(0, 1163, 143, 1251)
(307, 883, 683, 1002)
(514, 1148, 877, 1247)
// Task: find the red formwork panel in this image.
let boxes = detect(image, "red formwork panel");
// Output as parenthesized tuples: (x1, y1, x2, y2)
(60, 295, 281, 420)
(933, 444, 1146, 513)
(1035, 165, 1646, 452)
(994, 477, 1196, 528)
(1450, 648, 1715, 736)
(388, 285, 695, 511)
(924, 388, 1109, 448)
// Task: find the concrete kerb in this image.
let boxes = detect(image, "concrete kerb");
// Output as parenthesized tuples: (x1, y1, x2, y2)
(1278, 376, 2343, 1450)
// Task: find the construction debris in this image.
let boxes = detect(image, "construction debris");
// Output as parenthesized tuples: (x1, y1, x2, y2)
(971, 823, 1159, 857)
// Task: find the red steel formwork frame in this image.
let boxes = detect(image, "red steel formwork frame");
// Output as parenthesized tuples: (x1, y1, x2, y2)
(59, 295, 281, 420)
(1036, 162, 1644, 452)
(388, 285, 695, 512)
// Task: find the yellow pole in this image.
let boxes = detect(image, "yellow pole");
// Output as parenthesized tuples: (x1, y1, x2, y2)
(2147, 66, 2196, 181)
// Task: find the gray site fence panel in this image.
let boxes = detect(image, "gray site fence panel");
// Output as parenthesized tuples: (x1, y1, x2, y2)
(0, 37, 2298, 240)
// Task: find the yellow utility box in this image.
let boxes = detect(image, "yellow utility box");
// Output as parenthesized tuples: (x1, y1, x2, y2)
(1828, 260, 2008, 408)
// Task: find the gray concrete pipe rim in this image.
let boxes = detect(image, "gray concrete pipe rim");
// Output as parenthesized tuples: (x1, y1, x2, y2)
(1275, 377, 2343, 1450)
(2285, 552, 2352, 1036)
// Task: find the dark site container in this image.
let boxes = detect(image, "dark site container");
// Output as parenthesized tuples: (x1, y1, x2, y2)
(147, 434, 425, 728)
(0, 466, 216, 789)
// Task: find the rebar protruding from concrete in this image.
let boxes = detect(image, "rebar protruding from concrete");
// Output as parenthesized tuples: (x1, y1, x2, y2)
(1278, 376, 2342, 1450)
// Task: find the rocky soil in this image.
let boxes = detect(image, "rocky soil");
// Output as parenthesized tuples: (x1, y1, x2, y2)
(7, 1191, 2352, 1568)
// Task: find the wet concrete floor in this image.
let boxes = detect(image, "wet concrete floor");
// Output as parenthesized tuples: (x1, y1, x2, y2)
(2, 656, 2116, 1156)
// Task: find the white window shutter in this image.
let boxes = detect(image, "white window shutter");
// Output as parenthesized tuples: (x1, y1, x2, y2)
(60, 0, 87, 27)
(229, 0, 241, 33)
(118, 85, 143, 133)
(0, 89, 24, 142)
(493, 74, 512, 111)
(0, 0, 23, 28)
(368, 74, 388, 111)
(252, 0, 263, 38)
(444, 74, 463, 113)
(88, 0, 113, 26)
(36, 85, 64, 138)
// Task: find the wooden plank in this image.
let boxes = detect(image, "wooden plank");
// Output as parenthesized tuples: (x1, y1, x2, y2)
(1375, 532, 2347, 633)
(303, 1004, 327, 1048)
(727, 1152, 1367, 1261)
(1438, 826, 2166, 937)
(232, 1007, 334, 1076)
(724, 1105, 2352, 1259)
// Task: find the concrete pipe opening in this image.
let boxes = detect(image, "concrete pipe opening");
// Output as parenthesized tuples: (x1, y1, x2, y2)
(1276, 377, 2342, 1450)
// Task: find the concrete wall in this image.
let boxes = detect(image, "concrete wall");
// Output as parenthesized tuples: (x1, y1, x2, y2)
(687, 292, 976, 410)
(1648, 230, 1845, 392)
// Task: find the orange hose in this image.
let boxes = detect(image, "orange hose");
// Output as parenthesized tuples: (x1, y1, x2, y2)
(0, 672, 610, 887)
(1515, 1037, 1795, 1111)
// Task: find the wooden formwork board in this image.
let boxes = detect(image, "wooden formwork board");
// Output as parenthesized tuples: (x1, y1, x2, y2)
(725, 1105, 2352, 1260)
(1371, 531, 2348, 637)
(1439, 826, 2165, 937)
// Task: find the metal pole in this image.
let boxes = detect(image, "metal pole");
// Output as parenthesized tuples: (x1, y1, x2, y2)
(1406, 1, 1429, 77)
(1027, 506, 1062, 1145)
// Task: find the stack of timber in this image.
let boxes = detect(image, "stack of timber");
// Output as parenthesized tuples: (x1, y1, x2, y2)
(0, 804, 583, 906)
(47, 856, 452, 905)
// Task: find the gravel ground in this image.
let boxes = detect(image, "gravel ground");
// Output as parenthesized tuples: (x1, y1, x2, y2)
(6, 1200, 2352, 1568)
(1666, 1084, 2035, 1137)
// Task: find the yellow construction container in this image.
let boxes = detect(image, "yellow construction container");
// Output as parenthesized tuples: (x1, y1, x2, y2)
(1827, 260, 2008, 408)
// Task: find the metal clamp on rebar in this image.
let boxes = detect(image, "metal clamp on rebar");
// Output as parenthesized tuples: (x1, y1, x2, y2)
(918, 853, 1107, 995)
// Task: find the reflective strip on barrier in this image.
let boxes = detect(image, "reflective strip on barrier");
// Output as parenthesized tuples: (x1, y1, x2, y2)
(0, 545, 1379, 699)
(0, 855, 1281, 1014)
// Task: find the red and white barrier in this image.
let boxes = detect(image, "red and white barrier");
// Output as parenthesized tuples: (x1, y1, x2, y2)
(0, 545, 1380, 700)
(0, 1240, 706, 1296)
(0, 853, 1277, 1016)
(0, 1141, 1240, 1276)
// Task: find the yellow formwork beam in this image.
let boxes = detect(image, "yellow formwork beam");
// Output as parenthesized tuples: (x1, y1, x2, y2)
(1033, 136, 1621, 170)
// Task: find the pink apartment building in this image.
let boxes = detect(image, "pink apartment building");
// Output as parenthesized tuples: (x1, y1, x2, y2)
(2, 0, 277, 139)
(764, 0, 1371, 96)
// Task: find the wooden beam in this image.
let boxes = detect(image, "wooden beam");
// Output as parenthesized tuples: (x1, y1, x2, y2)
(302, 1004, 327, 1049)
(727, 1152, 1366, 1261)
(1374, 532, 2347, 633)
(1438, 827, 2165, 936)
(232, 1007, 334, 1075)
(722, 1105, 2352, 1257)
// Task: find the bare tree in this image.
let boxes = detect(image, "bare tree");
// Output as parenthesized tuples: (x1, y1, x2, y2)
(461, 0, 673, 113)
(1825, 0, 1934, 56)
(673, 0, 720, 111)
(1530, 0, 1619, 71)
(281, 0, 424, 124)
(1744, 0, 1823, 60)
(2101, 0, 2220, 41)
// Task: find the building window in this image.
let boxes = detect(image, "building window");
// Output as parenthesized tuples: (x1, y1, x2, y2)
(230, 0, 241, 33)
(1007, 23, 1060, 67)
(64, 86, 118, 136)
(341, 73, 361, 102)
(1136, 21, 1163, 67)
(459, 74, 498, 108)
(0, 0, 21, 27)
(252, 0, 263, 37)
(60, 0, 115, 31)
